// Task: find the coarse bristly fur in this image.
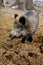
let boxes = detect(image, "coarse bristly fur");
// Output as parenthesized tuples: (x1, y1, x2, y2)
(8, 10, 39, 42)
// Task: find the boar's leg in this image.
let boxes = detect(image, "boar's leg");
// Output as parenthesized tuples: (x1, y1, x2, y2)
(26, 33, 33, 42)
(21, 36, 26, 43)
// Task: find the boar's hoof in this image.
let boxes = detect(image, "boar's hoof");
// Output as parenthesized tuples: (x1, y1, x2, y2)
(27, 33, 33, 42)
(21, 36, 26, 43)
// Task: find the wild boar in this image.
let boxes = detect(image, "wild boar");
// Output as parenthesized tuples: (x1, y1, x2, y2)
(8, 10, 39, 43)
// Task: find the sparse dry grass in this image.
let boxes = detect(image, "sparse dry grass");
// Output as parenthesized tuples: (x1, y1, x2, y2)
(0, 7, 43, 65)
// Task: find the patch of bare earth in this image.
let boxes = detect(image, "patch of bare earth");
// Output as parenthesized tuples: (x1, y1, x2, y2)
(0, 7, 43, 65)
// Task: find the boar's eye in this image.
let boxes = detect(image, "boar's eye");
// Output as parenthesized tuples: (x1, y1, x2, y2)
(19, 16, 26, 25)
(14, 14, 18, 18)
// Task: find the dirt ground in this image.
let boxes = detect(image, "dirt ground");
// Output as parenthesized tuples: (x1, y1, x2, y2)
(0, 7, 43, 65)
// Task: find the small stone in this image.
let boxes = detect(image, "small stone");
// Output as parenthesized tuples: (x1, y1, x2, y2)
(3, 51, 6, 55)
(14, 51, 19, 55)
(28, 52, 36, 57)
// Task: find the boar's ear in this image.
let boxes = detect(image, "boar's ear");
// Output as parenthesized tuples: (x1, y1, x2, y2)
(19, 16, 26, 25)
(14, 14, 18, 18)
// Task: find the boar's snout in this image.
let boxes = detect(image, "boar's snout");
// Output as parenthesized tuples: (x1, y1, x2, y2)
(7, 34, 16, 41)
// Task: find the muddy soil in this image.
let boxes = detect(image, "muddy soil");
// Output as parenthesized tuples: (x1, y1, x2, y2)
(0, 7, 43, 65)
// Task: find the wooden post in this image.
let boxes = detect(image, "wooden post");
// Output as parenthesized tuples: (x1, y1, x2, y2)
(18, 0, 26, 10)
(26, 0, 34, 10)
(0, 0, 4, 6)
(16, 0, 34, 10)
